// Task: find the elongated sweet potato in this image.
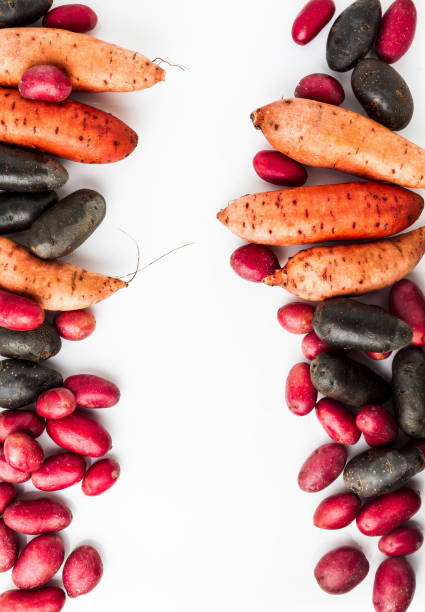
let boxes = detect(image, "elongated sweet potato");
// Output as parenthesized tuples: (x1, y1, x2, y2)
(0, 28, 164, 92)
(0, 89, 137, 164)
(0, 237, 126, 311)
(251, 98, 425, 188)
(218, 182, 423, 246)
(265, 227, 425, 301)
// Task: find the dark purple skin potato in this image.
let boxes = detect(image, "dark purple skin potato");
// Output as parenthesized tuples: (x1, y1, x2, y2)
(0, 191, 57, 234)
(0, 144, 68, 192)
(393, 347, 425, 438)
(0, 359, 62, 409)
(0, 322, 61, 362)
(0, 0, 52, 27)
(314, 546, 369, 594)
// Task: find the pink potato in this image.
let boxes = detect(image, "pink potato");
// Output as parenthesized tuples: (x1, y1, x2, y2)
(405, 438, 425, 471)
(4, 497, 72, 535)
(253, 150, 307, 187)
(295, 73, 345, 106)
(376, 0, 417, 64)
(0, 483, 16, 515)
(366, 351, 392, 360)
(32, 452, 87, 492)
(277, 302, 315, 334)
(4, 432, 44, 472)
(230, 243, 279, 283)
(357, 488, 421, 537)
(64, 374, 120, 409)
(54, 309, 96, 341)
(43, 4, 98, 33)
(355, 405, 398, 447)
(389, 279, 425, 346)
(63, 545, 103, 598)
(82, 457, 120, 496)
(316, 398, 361, 445)
(0, 519, 18, 572)
(12, 534, 65, 590)
(0, 410, 45, 442)
(0, 587, 66, 612)
(314, 546, 369, 594)
(379, 526, 423, 556)
(314, 492, 361, 529)
(302, 331, 339, 360)
(0, 445, 30, 484)
(285, 362, 317, 416)
(19, 65, 72, 103)
(46, 411, 112, 457)
(373, 557, 415, 612)
(36, 387, 76, 419)
(292, 0, 336, 45)
(298, 442, 347, 492)
(0, 289, 44, 331)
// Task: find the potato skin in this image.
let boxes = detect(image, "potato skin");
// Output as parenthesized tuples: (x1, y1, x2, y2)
(0, 322, 61, 362)
(32, 452, 86, 492)
(0, 587, 66, 611)
(292, 0, 336, 45)
(379, 526, 423, 557)
(355, 405, 397, 447)
(295, 73, 344, 105)
(390, 279, 425, 346)
(36, 388, 76, 420)
(0, 290, 45, 332)
(393, 347, 425, 438)
(252, 150, 307, 187)
(302, 331, 338, 360)
(277, 302, 314, 334)
(298, 442, 347, 492)
(54, 309, 96, 341)
(357, 488, 421, 536)
(64, 374, 120, 409)
(0, 410, 45, 441)
(230, 244, 279, 282)
(12, 534, 64, 589)
(0, 359, 62, 409)
(63, 545, 103, 598)
(0, 191, 57, 233)
(315, 398, 360, 445)
(313, 492, 361, 529)
(19, 65, 72, 104)
(376, 0, 417, 64)
(0, 483, 16, 514)
(4, 497, 72, 535)
(4, 432, 44, 472)
(0, 518, 18, 572)
(314, 546, 369, 594)
(0, 0, 51, 27)
(373, 557, 415, 612)
(82, 458, 120, 496)
(46, 411, 112, 457)
(43, 4, 98, 32)
(285, 363, 317, 416)
(0, 144, 67, 192)
(343, 448, 424, 498)
(0, 444, 30, 483)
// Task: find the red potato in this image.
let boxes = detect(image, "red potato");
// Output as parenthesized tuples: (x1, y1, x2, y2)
(230, 243, 279, 282)
(298, 442, 347, 492)
(46, 411, 112, 457)
(54, 309, 96, 341)
(0, 410, 45, 442)
(357, 488, 421, 536)
(64, 374, 120, 409)
(43, 4, 98, 32)
(0, 587, 65, 612)
(82, 458, 120, 496)
(12, 534, 65, 590)
(32, 452, 86, 492)
(63, 545, 103, 598)
(36, 388, 76, 420)
(406, 438, 425, 471)
(19, 66, 72, 103)
(316, 398, 361, 445)
(373, 557, 415, 612)
(292, 0, 336, 45)
(376, 0, 417, 64)
(366, 351, 392, 360)
(285, 362, 317, 416)
(277, 302, 315, 334)
(314, 492, 361, 529)
(4, 497, 72, 535)
(0, 445, 30, 484)
(390, 279, 425, 346)
(314, 546, 369, 594)
(302, 331, 338, 360)
(355, 405, 398, 447)
(295, 73, 345, 106)
(4, 432, 44, 472)
(253, 150, 307, 187)
(0, 484, 16, 515)
(0, 519, 18, 572)
(0, 289, 44, 331)
(379, 526, 423, 557)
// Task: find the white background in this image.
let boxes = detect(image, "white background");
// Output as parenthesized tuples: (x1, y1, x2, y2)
(1, 0, 425, 610)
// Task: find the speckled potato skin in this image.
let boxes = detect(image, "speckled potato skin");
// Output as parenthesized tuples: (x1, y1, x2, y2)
(0, 359, 62, 409)
(298, 443, 347, 492)
(373, 557, 415, 612)
(314, 546, 369, 594)
(0, 0, 52, 27)
(393, 347, 425, 438)
(0, 191, 57, 233)
(343, 448, 424, 498)
(0, 145, 67, 192)
(0, 322, 61, 362)
(357, 488, 421, 536)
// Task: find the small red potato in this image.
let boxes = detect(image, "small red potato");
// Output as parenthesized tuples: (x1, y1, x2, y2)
(277, 302, 315, 334)
(298, 442, 347, 492)
(379, 526, 423, 556)
(63, 545, 103, 598)
(36, 387, 76, 419)
(19, 65, 72, 103)
(376, 0, 417, 64)
(366, 351, 392, 360)
(46, 411, 112, 457)
(4, 432, 44, 472)
(43, 4, 98, 32)
(373, 557, 415, 612)
(0, 519, 18, 572)
(292, 0, 336, 45)
(12, 534, 65, 589)
(54, 309, 96, 341)
(314, 546, 369, 594)
(64, 374, 120, 409)
(0, 483, 16, 514)
(295, 73, 345, 106)
(302, 331, 338, 360)
(4, 497, 72, 534)
(316, 398, 361, 445)
(390, 279, 425, 346)
(0, 289, 44, 331)
(82, 457, 120, 496)
(405, 438, 425, 471)
(355, 405, 398, 447)
(32, 452, 86, 491)
(314, 491, 361, 529)
(0, 410, 45, 442)
(285, 362, 317, 416)
(253, 150, 307, 187)
(230, 243, 279, 283)
(0, 587, 66, 612)
(357, 488, 421, 536)
(0, 445, 30, 483)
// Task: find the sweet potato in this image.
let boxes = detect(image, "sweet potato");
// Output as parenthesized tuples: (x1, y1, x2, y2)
(0, 28, 164, 92)
(314, 492, 361, 529)
(63, 545, 103, 598)
(373, 557, 415, 612)
(0, 587, 65, 612)
(251, 98, 425, 188)
(0, 89, 137, 164)
(265, 227, 425, 301)
(379, 526, 423, 557)
(12, 534, 64, 589)
(0, 237, 126, 311)
(217, 182, 423, 246)
(356, 488, 421, 536)
(314, 546, 369, 594)
(298, 442, 347, 492)
(4, 497, 72, 534)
